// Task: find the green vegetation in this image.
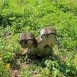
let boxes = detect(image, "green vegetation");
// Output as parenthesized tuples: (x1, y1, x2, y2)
(0, 0, 77, 77)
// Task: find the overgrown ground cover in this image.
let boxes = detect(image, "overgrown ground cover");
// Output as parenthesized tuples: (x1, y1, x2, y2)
(0, 0, 77, 77)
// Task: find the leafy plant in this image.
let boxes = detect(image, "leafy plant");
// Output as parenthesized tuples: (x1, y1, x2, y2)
(2, 51, 14, 63)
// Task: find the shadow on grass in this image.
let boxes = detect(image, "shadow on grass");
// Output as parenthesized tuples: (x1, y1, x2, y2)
(10, 54, 77, 77)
